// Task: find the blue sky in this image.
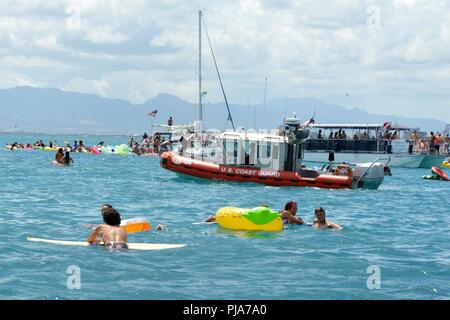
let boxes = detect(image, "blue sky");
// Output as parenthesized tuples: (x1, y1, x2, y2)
(0, 0, 449, 123)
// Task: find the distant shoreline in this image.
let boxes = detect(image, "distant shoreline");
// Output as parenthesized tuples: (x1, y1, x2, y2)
(0, 131, 141, 137)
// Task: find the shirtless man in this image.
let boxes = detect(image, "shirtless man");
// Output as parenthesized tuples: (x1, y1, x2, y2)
(312, 207, 341, 230)
(280, 201, 304, 225)
(87, 206, 128, 250)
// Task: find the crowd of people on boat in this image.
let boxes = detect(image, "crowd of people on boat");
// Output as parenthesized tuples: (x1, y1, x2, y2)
(127, 132, 175, 156)
(409, 131, 450, 155)
(313, 128, 450, 155)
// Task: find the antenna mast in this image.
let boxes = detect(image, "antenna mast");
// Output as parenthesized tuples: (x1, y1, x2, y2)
(198, 10, 203, 125)
(263, 77, 267, 129)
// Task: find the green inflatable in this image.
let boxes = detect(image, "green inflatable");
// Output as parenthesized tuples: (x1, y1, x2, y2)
(241, 207, 281, 225)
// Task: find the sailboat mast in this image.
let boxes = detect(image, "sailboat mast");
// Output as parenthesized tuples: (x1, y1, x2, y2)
(263, 77, 267, 129)
(198, 10, 203, 124)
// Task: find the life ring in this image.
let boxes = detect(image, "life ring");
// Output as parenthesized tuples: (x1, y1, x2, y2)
(334, 164, 353, 178)
(121, 218, 151, 233)
(431, 166, 450, 181)
(216, 206, 283, 232)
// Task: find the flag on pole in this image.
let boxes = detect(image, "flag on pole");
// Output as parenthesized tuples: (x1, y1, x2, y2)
(383, 121, 391, 130)
(148, 109, 158, 117)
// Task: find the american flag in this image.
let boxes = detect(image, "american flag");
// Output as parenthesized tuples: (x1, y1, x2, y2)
(148, 109, 158, 117)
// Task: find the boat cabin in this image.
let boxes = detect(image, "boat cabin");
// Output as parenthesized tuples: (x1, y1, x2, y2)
(185, 118, 311, 173)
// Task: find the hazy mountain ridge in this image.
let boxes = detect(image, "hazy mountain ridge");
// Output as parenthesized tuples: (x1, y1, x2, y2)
(0, 86, 446, 134)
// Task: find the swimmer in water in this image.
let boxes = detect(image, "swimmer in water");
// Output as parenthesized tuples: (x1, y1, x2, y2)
(280, 201, 304, 225)
(87, 206, 128, 250)
(61, 151, 74, 165)
(312, 207, 342, 230)
(55, 148, 64, 164)
(99, 204, 165, 231)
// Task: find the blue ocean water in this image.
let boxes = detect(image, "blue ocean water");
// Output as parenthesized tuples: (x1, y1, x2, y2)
(0, 133, 449, 300)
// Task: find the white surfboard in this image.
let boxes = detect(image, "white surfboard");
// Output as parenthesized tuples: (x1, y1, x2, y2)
(191, 221, 218, 225)
(27, 237, 186, 251)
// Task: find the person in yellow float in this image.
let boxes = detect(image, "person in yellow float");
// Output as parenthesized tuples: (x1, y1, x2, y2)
(205, 201, 306, 225)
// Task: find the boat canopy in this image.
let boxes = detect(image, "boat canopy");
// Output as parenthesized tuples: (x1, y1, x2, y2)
(152, 122, 201, 131)
(310, 124, 412, 131)
(219, 131, 287, 143)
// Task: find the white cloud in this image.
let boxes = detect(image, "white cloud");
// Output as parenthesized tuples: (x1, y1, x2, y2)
(0, 0, 449, 122)
(84, 28, 128, 44)
(33, 35, 65, 50)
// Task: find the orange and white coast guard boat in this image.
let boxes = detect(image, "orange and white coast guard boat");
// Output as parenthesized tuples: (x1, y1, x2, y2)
(161, 118, 386, 190)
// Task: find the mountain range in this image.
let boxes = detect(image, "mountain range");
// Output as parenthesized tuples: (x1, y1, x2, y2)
(0, 86, 447, 135)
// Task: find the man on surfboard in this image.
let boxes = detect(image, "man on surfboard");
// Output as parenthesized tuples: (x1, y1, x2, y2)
(87, 206, 128, 250)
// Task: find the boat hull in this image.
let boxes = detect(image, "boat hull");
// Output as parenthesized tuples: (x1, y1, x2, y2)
(303, 151, 445, 168)
(160, 152, 353, 189)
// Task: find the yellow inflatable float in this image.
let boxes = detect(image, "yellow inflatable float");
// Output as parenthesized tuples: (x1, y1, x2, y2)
(442, 160, 450, 169)
(216, 206, 283, 232)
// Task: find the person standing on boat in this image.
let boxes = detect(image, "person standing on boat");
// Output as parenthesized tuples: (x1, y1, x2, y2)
(444, 133, 450, 155)
(153, 135, 160, 153)
(312, 207, 341, 230)
(428, 132, 435, 154)
(318, 130, 323, 139)
(410, 130, 419, 152)
(132, 142, 142, 156)
(168, 116, 173, 126)
(280, 201, 304, 225)
(434, 133, 441, 155)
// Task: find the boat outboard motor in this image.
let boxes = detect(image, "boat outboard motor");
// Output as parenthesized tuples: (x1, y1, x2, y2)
(322, 151, 335, 172)
(328, 151, 335, 162)
(283, 118, 310, 142)
(295, 129, 310, 140)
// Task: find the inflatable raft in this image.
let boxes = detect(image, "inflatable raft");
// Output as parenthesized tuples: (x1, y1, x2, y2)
(442, 161, 450, 169)
(422, 166, 450, 181)
(216, 206, 283, 232)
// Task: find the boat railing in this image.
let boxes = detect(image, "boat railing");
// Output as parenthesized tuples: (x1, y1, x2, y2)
(305, 139, 388, 153)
